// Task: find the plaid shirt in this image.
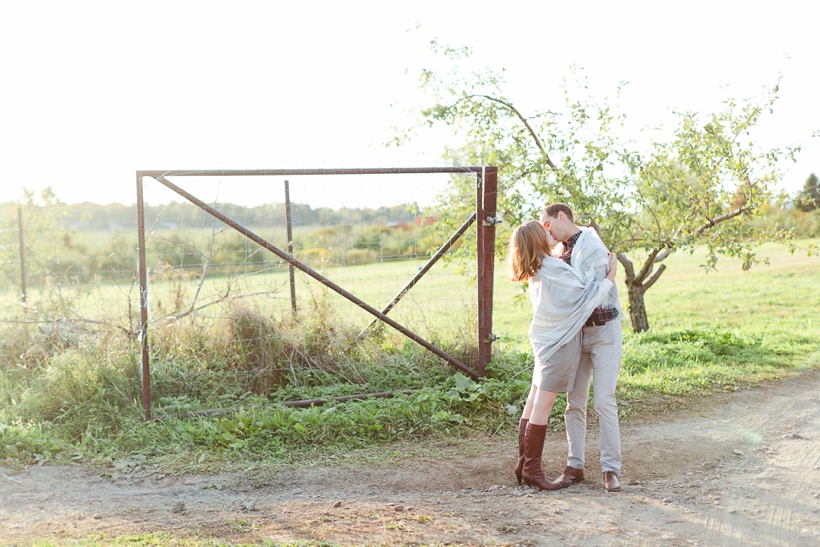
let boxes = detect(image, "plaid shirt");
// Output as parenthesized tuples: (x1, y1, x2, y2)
(560, 231, 619, 325)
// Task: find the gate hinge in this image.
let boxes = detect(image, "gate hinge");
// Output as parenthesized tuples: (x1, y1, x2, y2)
(485, 333, 498, 343)
(483, 216, 501, 227)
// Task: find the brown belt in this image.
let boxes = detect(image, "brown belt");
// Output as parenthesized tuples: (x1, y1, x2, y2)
(584, 318, 611, 327)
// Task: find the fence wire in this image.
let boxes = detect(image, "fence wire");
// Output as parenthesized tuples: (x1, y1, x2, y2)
(0, 175, 484, 414)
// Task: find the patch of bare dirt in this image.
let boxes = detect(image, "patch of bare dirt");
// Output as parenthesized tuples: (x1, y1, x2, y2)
(3, 369, 820, 546)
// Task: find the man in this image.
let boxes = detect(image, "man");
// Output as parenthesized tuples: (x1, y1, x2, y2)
(539, 203, 624, 492)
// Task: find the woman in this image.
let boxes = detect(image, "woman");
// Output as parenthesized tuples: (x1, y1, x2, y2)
(508, 220, 616, 490)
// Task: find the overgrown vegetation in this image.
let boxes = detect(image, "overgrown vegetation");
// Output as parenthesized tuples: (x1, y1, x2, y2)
(1, 239, 817, 471)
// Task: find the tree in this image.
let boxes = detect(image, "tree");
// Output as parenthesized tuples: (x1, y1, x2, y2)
(394, 42, 801, 332)
(0, 188, 65, 286)
(796, 173, 819, 212)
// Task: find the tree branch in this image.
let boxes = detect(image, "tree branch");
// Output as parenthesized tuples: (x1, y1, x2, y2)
(469, 94, 559, 171)
(654, 248, 672, 263)
(642, 263, 667, 292)
(670, 209, 695, 242)
(158, 289, 280, 322)
(633, 178, 663, 237)
(0, 316, 135, 339)
(617, 252, 636, 282)
(65, 310, 136, 337)
(578, 218, 601, 237)
(634, 248, 661, 285)
(589, 218, 601, 236)
(693, 205, 750, 238)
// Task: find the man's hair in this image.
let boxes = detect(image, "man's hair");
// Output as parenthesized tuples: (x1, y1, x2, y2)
(541, 203, 574, 222)
(508, 220, 553, 282)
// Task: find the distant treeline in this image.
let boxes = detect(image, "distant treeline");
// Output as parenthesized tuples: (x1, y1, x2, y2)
(0, 199, 446, 288)
(0, 201, 425, 231)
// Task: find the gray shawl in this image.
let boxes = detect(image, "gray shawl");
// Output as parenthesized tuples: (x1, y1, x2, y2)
(528, 241, 614, 366)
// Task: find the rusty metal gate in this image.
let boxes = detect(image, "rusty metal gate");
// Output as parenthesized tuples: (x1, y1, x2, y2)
(136, 167, 498, 421)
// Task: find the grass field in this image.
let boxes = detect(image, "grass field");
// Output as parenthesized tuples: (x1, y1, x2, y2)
(494, 239, 820, 347)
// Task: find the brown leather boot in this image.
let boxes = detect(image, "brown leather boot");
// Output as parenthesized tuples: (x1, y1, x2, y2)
(553, 466, 585, 488)
(521, 423, 561, 491)
(514, 419, 528, 485)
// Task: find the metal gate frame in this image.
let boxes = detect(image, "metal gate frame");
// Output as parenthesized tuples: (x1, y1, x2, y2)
(136, 167, 498, 421)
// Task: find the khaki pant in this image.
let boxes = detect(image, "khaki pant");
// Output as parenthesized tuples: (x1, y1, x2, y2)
(565, 319, 623, 474)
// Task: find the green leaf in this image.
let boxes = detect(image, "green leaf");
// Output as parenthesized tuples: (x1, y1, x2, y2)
(453, 372, 475, 391)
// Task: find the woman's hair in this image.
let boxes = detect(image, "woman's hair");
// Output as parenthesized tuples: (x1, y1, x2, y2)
(508, 220, 552, 282)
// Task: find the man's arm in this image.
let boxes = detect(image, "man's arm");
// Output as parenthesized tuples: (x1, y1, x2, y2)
(574, 229, 611, 281)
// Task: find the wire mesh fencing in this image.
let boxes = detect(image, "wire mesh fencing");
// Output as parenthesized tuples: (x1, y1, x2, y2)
(0, 169, 498, 418)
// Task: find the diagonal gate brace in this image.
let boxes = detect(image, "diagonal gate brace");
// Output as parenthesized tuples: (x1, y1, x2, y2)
(359, 211, 477, 336)
(152, 175, 479, 381)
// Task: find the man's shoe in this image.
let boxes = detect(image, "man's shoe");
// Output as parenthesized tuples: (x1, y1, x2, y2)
(603, 471, 621, 492)
(553, 466, 584, 489)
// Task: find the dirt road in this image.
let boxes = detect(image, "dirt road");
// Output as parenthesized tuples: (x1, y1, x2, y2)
(2, 369, 820, 546)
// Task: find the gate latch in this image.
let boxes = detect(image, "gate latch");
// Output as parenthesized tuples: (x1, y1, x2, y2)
(483, 216, 501, 227)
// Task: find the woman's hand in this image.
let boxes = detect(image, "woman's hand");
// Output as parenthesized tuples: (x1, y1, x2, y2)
(606, 252, 618, 280)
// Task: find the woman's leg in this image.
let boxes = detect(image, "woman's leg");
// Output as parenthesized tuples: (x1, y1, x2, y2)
(529, 387, 558, 425)
(520, 384, 538, 421)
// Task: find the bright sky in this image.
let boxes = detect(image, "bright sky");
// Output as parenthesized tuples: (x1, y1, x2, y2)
(1, 1, 818, 210)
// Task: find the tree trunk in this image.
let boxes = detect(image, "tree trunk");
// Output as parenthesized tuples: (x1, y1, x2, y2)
(626, 281, 650, 333)
(617, 251, 665, 334)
